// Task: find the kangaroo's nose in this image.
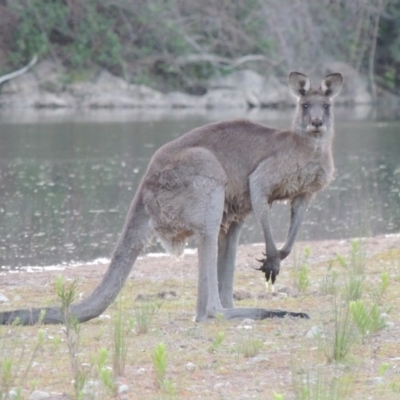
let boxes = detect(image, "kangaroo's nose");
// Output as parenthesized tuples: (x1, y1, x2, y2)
(311, 118, 323, 128)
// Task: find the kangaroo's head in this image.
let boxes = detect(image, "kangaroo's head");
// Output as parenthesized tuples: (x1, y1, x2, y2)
(289, 72, 343, 137)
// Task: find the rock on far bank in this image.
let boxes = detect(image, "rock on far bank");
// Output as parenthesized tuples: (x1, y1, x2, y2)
(209, 69, 293, 107)
(0, 59, 375, 110)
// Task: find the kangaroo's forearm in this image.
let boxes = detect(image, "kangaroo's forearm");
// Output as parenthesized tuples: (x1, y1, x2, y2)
(279, 193, 310, 259)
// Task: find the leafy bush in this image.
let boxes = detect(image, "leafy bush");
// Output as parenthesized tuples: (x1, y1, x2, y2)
(2, 0, 399, 92)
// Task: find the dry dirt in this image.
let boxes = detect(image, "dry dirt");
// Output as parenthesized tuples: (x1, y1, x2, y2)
(1, 234, 400, 399)
(2, 235, 399, 289)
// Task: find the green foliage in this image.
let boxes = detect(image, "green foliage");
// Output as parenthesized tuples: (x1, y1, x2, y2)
(10, 0, 69, 64)
(234, 338, 264, 359)
(293, 247, 311, 292)
(292, 364, 352, 400)
(321, 245, 389, 362)
(337, 242, 366, 302)
(378, 362, 390, 377)
(349, 240, 366, 274)
(56, 276, 87, 399)
(209, 331, 225, 353)
(133, 301, 162, 335)
(342, 273, 365, 302)
(298, 247, 311, 292)
(349, 299, 386, 339)
(380, 271, 390, 297)
(324, 298, 358, 363)
(0, 325, 44, 400)
(113, 295, 134, 377)
(152, 342, 167, 388)
(94, 348, 115, 394)
(10, 0, 122, 72)
(3, 0, 399, 91)
(320, 262, 339, 295)
(152, 342, 175, 393)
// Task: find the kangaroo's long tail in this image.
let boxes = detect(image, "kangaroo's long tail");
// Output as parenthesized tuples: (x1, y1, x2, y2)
(0, 193, 152, 325)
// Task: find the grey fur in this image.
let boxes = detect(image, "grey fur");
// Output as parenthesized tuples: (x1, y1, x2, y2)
(0, 72, 342, 325)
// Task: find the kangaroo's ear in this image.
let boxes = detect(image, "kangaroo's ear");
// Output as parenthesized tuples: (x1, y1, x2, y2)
(321, 73, 343, 98)
(288, 72, 311, 98)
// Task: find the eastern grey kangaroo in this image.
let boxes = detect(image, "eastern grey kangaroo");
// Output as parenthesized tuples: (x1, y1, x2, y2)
(0, 72, 343, 325)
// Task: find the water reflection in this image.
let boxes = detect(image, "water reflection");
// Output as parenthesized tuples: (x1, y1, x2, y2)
(0, 107, 399, 268)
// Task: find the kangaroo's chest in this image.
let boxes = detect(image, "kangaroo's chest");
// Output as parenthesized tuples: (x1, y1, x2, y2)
(269, 161, 331, 202)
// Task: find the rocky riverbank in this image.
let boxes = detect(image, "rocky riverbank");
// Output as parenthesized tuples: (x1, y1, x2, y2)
(0, 59, 390, 110)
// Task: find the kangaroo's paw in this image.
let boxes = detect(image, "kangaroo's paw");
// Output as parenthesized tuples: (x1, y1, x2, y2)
(254, 253, 281, 285)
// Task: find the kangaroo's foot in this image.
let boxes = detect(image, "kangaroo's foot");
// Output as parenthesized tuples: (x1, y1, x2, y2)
(221, 307, 309, 320)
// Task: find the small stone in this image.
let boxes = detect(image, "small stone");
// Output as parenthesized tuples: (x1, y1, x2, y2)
(385, 321, 395, 329)
(214, 382, 231, 389)
(247, 356, 269, 364)
(306, 326, 323, 339)
(186, 362, 196, 372)
(28, 391, 50, 400)
(237, 324, 253, 330)
(137, 368, 146, 375)
(82, 380, 100, 396)
(0, 293, 9, 303)
(368, 377, 384, 385)
(98, 314, 111, 320)
(118, 384, 129, 394)
(241, 318, 256, 325)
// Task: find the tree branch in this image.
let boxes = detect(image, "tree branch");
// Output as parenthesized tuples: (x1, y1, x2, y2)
(174, 53, 280, 69)
(0, 55, 38, 86)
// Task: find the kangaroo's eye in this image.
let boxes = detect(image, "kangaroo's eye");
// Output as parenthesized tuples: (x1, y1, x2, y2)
(302, 103, 309, 109)
(323, 104, 330, 109)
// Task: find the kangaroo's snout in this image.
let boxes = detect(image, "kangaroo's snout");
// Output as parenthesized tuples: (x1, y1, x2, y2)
(311, 118, 323, 128)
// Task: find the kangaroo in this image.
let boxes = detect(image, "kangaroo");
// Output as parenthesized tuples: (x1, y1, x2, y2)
(0, 71, 342, 325)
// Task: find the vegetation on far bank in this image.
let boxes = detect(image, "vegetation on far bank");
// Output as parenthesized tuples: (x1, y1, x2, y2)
(0, 0, 400, 95)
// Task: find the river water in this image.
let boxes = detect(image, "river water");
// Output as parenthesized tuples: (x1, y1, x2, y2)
(0, 106, 399, 269)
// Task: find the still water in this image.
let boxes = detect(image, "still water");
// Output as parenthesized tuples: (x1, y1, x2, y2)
(0, 107, 399, 268)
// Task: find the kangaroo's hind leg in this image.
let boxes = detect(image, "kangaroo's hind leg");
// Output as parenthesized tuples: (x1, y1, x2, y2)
(143, 147, 228, 322)
(217, 221, 244, 308)
(194, 181, 226, 321)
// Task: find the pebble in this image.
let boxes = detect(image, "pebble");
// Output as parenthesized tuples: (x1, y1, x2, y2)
(28, 391, 50, 400)
(306, 325, 323, 339)
(82, 380, 100, 396)
(98, 314, 111, 320)
(118, 384, 129, 394)
(241, 318, 256, 324)
(237, 324, 253, 330)
(247, 356, 269, 364)
(368, 377, 384, 385)
(186, 362, 196, 371)
(214, 382, 231, 389)
(0, 293, 9, 303)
